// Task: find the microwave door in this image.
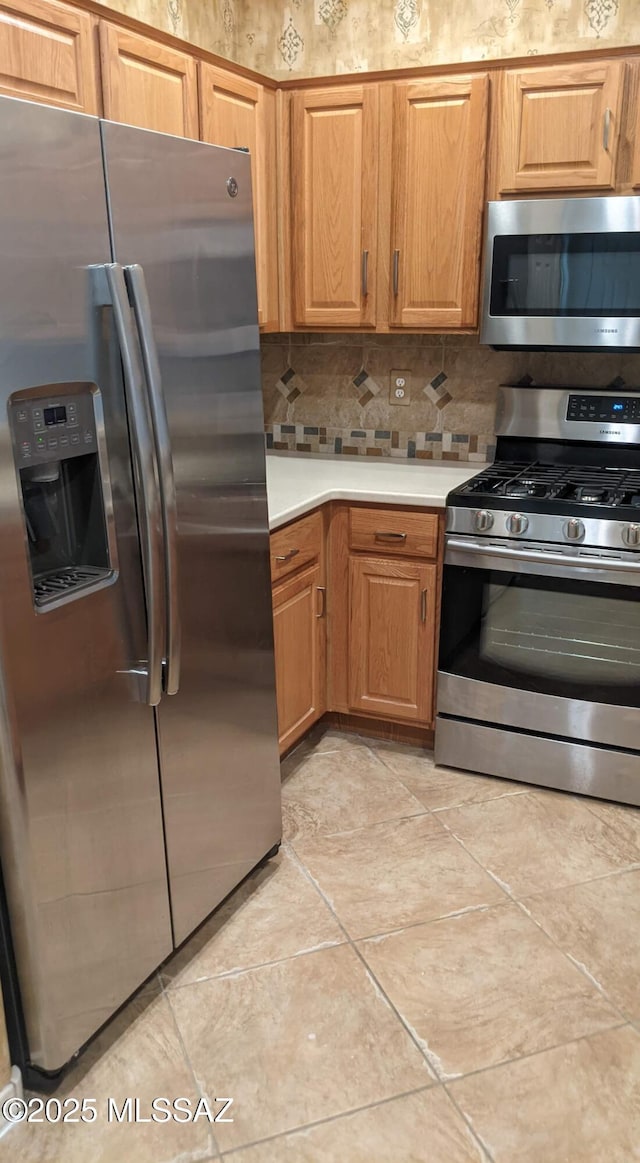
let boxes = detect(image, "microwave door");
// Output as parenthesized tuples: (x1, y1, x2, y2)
(481, 196, 640, 350)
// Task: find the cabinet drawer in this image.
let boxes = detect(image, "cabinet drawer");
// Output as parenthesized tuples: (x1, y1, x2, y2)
(270, 509, 322, 583)
(349, 507, 439, 559)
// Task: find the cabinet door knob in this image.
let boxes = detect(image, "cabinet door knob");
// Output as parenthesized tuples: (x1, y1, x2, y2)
(375, 530, 407, 541)
(275, 547, 299, 563)
(421, 588, 428, 623)
(316, 586, 326, 618)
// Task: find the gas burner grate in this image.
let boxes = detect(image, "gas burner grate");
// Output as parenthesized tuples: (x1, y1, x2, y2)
(33, 566, 111, 608)
(459, 461, 640, 509)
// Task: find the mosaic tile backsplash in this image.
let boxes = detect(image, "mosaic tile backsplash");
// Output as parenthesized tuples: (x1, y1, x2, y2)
(261, 333, 640, 460)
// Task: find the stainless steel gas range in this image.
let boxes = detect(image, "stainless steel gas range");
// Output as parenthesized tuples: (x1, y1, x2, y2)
(435, 384, 640, 806)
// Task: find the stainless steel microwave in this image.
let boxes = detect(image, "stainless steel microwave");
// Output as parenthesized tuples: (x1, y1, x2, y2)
(480, 196, 640, 351)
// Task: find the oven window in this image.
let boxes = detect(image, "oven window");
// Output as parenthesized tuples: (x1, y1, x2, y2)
(439, 565, 640, 706)
(490, 232, 640, 317)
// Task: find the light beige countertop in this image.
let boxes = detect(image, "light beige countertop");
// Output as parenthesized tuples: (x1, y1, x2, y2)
(265, 452, 487, 530)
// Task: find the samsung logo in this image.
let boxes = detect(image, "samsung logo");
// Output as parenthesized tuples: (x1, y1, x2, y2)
(601, 428, 621, 435)
(596, 328, 619, 334)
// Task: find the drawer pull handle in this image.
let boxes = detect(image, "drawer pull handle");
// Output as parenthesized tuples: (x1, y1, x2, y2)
(316, 585, 326, 618)
(421, 588, 428, 623)
(275, 548, 299, 563)
(375, 530, 407, 541)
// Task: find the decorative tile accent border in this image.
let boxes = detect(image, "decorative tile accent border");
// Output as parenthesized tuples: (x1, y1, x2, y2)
(266, 424, 496, 462)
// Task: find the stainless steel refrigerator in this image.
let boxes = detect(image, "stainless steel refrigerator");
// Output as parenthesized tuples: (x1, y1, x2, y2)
(0, 95, 281, 1085)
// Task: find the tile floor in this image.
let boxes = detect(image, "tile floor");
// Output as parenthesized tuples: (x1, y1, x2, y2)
(3, 727, 640, 1161)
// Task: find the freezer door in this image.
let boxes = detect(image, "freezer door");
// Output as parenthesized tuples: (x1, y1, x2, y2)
(101, 122, 281, 944)
(0, 98, 172, 1072)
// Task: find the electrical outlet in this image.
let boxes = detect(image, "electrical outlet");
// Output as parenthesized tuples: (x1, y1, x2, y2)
(389, 370, 411, 406)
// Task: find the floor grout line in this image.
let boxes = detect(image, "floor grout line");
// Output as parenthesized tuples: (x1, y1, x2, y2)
(442, 1018, 632, 1091)
(435, 814, 635, 1026)
(162, 933, 348, 992)
(216, 1083, 436, 1159)
(284, 840, 493, 1163)
(164, 986, 221, 1161)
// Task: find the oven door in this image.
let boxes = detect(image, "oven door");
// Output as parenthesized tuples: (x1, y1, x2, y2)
(480, 197, 640, 349)
(438, 536, 640, 750)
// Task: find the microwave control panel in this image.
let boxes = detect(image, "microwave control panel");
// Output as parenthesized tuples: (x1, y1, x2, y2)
(566, 394, 640, 425)
(10, 391, 97, 463)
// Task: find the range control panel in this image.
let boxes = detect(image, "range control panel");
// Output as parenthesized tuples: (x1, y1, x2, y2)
(567, 394, 640, 425)
(10, 391, 97, 462)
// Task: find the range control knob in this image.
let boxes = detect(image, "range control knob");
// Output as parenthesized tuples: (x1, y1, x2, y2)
(507, 512, 529, 536)
(474, 509, 494, 533)
(622, 523, 640, 547)
(564, 518, 585, 542)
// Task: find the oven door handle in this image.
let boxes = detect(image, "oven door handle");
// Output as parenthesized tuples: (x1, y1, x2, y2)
(445, 535, 640, 586)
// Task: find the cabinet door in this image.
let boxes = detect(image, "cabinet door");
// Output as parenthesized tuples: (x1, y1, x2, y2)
(99, 23, 198, 138)
(498, 62, 623, 193)
(291, 85, 378, 328)
(0, 0, 97, 112)
(273, 564, 326, 753)
(349, 556, 436, 723)
(389, 75, 488, 330)
(200, 65, 278, 330)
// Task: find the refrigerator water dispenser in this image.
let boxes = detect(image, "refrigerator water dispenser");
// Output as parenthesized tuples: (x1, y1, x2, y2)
(10, 386, 115, 609)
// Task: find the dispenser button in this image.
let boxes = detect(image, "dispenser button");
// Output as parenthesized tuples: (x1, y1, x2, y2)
(35, 435, 45, 450)
(33, 420, 44, 432)
(47, 437, 58, 450)
(20, 441, 31, 458)
(84, 430, 93, 444)
(32, 408, 42, 419)
(70, 434, 80, 445)
(16, 409, 28, 423)
(59, 435, 69, 447)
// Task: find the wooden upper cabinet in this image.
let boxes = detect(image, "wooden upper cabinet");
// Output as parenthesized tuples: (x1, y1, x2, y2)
(497, 62, 623, 193)
(389, 75, 489, 330)
(291, 85, 378, 328)
(99, 23, 198, 138)
(0, 0, 97, 112)
(200, 65, 278, 330)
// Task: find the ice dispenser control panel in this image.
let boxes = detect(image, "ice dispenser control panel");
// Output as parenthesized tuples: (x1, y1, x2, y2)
(12, 393, 97, 462)
(10, 387, 112, 611)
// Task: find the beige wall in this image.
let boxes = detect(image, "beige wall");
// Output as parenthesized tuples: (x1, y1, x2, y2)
(262, 333, 640, 460)
(103, 1, 640, 79)
(100, 0, 243, 62)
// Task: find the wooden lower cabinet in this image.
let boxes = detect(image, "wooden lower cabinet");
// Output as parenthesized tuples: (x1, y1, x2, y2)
(348, 555, 437, 723)
(272, 563, 326, 753)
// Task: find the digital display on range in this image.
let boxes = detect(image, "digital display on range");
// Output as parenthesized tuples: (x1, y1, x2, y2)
(44, 405, 67, 427)
(567, 395, 640, 424)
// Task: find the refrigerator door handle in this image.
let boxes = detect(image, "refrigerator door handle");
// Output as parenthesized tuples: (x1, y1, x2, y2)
(124, 264, 181, 696)
(104, 263, 164, 707)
